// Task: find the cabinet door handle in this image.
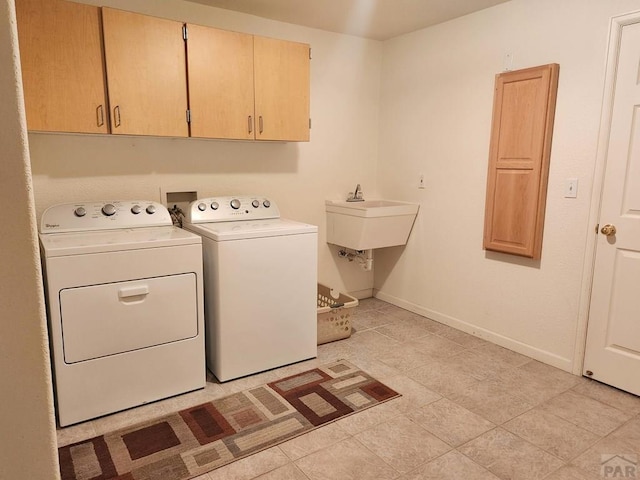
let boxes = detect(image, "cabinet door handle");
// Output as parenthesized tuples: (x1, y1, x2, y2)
(259, 115, 264, 134)
(248, 115, 253, 134)
(96, 105, 104, 127)
(114, 105, 121, 128)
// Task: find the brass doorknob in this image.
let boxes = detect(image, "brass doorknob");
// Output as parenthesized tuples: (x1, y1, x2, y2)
(600, 224, 617, 236)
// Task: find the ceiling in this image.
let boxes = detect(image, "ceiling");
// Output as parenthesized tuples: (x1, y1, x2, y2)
(186, 0, 511, 41)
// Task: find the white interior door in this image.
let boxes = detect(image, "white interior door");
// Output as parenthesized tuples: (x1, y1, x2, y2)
(584, 19, 640, 396)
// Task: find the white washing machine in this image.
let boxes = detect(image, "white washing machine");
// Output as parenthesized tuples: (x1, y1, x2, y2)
(182, 196, 318, 382)
(39, 201, 205, 426)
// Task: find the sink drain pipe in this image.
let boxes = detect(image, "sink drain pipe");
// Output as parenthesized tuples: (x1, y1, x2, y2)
(338, 248, 373, 271)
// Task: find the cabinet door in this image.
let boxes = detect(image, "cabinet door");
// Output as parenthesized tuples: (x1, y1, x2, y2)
(483, 64, 559, 259)
(254, 36, 310, 142)
(187, 25, 254, 139)
(15, 0, 108, 134)
(102, 8, 188, 137)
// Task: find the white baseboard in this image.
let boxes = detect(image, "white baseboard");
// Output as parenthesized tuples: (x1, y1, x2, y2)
(348, 288, 374, 300)
(374, 289, 575, 373)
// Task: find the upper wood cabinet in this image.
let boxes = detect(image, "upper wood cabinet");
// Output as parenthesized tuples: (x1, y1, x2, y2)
(187, 27, 310, 141)
(254, 36, 310, 142)
(15, 0, 109, 134)
(16, 1, 310, 141)
(102, 8, 188, 137)
(483, 64, 559, 259)
(187, 25, 255, 140)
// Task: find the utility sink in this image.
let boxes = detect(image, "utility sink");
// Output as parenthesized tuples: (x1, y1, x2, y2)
(325, 199, 419, 250)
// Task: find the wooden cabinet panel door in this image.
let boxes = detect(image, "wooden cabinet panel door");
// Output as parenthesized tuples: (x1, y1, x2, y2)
(254, 36, 310, 142)
(102, 8, 188, 137)
(187, 25, 254, 139)
(483, 64, 559, 259)
(16, 0, 108, 133)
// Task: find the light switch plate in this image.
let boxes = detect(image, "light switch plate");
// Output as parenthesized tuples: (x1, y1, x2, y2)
(565, 178, 578, 198)
(503, 52, 514, 71)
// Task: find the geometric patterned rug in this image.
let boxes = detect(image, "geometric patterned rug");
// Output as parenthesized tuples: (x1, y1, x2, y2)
(58, 360, 400, 480)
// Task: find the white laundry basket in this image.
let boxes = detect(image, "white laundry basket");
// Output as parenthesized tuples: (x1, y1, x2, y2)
(317, 283, 358, 345)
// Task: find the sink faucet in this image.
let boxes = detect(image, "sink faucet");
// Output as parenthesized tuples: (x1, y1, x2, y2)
(347, 184, 364, 202)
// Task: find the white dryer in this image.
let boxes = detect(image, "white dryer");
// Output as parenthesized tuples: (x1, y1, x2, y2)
(39, 201, 205, 426)
(182, 196, 318, 382)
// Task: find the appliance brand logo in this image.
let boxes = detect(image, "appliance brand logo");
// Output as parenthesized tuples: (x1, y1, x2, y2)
(45, 223, 60, 229)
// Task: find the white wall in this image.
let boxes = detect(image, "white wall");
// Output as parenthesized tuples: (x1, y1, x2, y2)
(30, 0, 383, 297)
(0, 1, 59, 478)
(376, 0, 640, 372)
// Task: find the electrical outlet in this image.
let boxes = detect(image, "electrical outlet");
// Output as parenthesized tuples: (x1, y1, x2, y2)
(418, 174, 425, 189)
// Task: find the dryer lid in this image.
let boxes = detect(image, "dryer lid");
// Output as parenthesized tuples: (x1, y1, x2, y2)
(39, 226, 201, 257)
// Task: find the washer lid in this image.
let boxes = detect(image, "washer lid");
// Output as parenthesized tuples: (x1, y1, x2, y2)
(184, 218, 318, 241)
(39, 226, 201, 257)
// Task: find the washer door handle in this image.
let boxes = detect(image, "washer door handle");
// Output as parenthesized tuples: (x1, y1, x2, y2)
(118, 285, 149, 300)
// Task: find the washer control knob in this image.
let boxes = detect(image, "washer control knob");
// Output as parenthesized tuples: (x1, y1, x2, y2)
(146, 205, 156, 215)
(131, 205, 142, 215)
(102, 204, 116, 216)
(252, 200, 260, 208)
(211, 202, 219, 210)
(74, 206, 86, 217)
(263, 199, 271, 208)
(197, 202, 207, 211)
(230, 199, 241, 210)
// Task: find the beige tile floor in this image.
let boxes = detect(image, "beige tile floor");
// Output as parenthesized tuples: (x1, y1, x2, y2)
(58, 299, 640, 480)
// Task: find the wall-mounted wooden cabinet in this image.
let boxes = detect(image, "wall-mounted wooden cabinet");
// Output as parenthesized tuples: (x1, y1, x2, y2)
(15, 0, 108, 134)
(102, 8, 189, 137)
(483, 63, 559, 259)
(16, 0, 310, 142)
(187, 25, 255, 140)
(254, 36, 310, 142)
(187, 26, 310, 141)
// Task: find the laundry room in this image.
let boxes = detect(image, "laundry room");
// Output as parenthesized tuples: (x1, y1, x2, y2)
(4, 0, 640, 478)
(26, 0, 382, 298)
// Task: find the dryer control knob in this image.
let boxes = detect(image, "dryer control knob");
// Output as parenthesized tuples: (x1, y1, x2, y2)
(263, 199, 271, 208)
(252, 200, 260, 208)
(146, 205, 156, 214)
(74, 207, 86, 217)
(197, 203, 207, 211)
(102, 204, 116, 216)
(131, 205, 142, 215)
(211, 202, 219, 210)
(230, 199, 241, 210)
